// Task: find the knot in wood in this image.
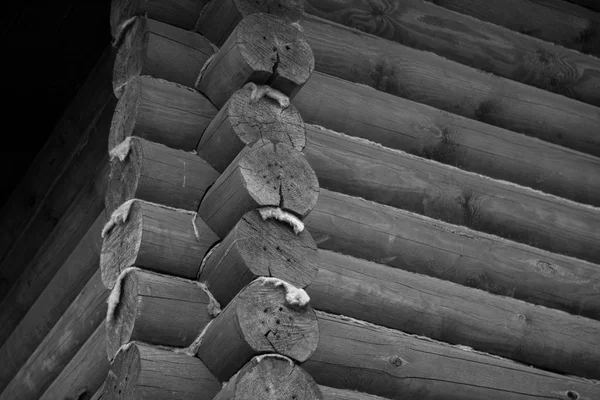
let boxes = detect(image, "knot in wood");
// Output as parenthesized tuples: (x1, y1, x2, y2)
(389, 355, 405, 367)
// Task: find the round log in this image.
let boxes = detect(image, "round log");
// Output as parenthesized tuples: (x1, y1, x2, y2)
(197, 82, 306, 172)
(198, 139, 319, 237)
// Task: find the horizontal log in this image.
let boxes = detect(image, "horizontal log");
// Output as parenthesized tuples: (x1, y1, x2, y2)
(319, 386, 390, 400)
(39, 323, 108, 400)
(213, 355, 321, 400)
(304, 0, 600, 106)
(100, 200, 218, 288)
(104, 342, 221, 400)
(198, 278, 318, 381)
(109, 75, 217, 151)
(105, 269, 217, 358)
(113, 16, 215, 95)
(91, 384, 104, 400)
(106, 137, 219, 215)
(0, 214, 104, 393)
(305, 311, 600, 400)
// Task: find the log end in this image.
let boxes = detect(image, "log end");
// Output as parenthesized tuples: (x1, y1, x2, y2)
(110, 0, 141, 40)
(235, 0, 305, 24)
(106, 271, 139, 359)
(113, 16, 146, 98)
(109, 78, 141, 151)
(103, 341, 141, 399)
(106, 138, 142, 216)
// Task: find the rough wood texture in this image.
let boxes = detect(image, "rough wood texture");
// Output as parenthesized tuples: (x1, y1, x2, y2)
(296, 72, 600, 207)
(109, 75, 217, 151)
(197, 83, 306, 172)
(100, 200, 218, 288)
(198, 139, 319, 237)
(306, 189, 600, 320)
(426, 0, 600, 56)
(304, 124, 600, 263)
(304, 0, 600, 107)
(320, 387, 389, 400)
(0, 215, 104, 393)
(106, 269, 215, 358)
(110, 0, 210, 37)
(214, 355, 322, 400)
(305, 311, 600, 400)
(104, 342, 221, 400)
(200, 209, 319, 306)
(307, 249, 600, 379)
(113, 16, 215, 95)
(91, 384, 105, 400)
(196, 13, 314, 108)
(196, 0, 305, 46)
(39, 323, 108, 400)
(198, 278, 319, 381)
(300, 15, 600, 157)
(106, 137, 219, 215)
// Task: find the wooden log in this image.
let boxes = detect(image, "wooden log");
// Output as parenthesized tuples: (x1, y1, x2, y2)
(196, 13, 314, 108)
(106, 137, 219, 215)
(197, 139, 319, 237)
(0, 271, 108, 400)
(197, 278, 319, 381)
(305, 311, 600, 400)
(426, 0, 600, 56)
(105, 269, 217, 358)
(214, 355, 322, 400)
(103, 342, 221, 400)
(109, 75, 217, 151)
(39, 323, 108, 400)
(304, 0, 600, 107)
(0, 214, 104, 393)
(197, 82, 306, 172)
(91, 384, 105, 400)
(306, 189, 600, 320)
(319, 386, 390, 400)
(113, 16, 215, 96)
(199, 209, 319, 306)
(110, 0, 210, 38)
(100, 199, 218, 289)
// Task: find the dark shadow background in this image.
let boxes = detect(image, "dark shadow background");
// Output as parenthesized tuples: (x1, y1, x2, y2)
(0, 1, 110, 208)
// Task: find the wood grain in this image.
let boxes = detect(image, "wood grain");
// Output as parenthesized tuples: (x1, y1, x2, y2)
(319, 386, 389, 400)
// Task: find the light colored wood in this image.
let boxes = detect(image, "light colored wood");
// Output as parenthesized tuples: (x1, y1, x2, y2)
(196, 13, 314, 108)
(106, 137, 219, 215)
(305, 311, 600, 400)
(113, 17, 215, 95)
(198, 139, 319, 237)
(105, 269, 215, 358)
(100, 200, 218, 288)
(109, 75, 217, 151)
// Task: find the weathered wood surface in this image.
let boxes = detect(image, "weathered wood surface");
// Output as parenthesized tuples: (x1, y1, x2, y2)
(39, 323, 108, 400)
(198, 278, 319, 381)
(91, 384, 105, 400)
(104, 342, 221, 400)
(304, 0, 600, 106)
(304, 124, 600, 263)
(0, 271, 107, 400)
(105, 269, 215, 358)
(0, 214, 104, 393)
(106, 137, 219, 215)
(197, 82, 306, 172)
(196, 13, 314, 108)
(305, 311, 600, 400)
(425, 0, 600, 56)
(306, 189, 600, 320)
(100, 200, 218, 288)
(198, 139, 319, 237)
(200, 210, 319, 306)
(113, 16, 215, 95)
(109, 75, 217, 151)
(214, 355, 322, 400)
(320, 386, 390, 400)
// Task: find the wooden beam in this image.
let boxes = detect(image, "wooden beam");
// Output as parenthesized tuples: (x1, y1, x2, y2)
(198, 139, 319, 237)
(109, 75, 217, 151)
(305, 311, 600, 400)
(100, 199, 218, 289)
(213, 355, 322, 400)
(105, 269, 217, 358)
(0, 271, 108, 400)
(196, 13, 314, 108)
(303, 0, 600, 107)
(104, 342, 221, 400)
(565, 0, 600, 12)
(319, 387, 390, 400)
(91, 384, 105, 400)
(113, 16, 215, 96)
(0, 214, 104, 393)
(106, 137, 219, 215)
